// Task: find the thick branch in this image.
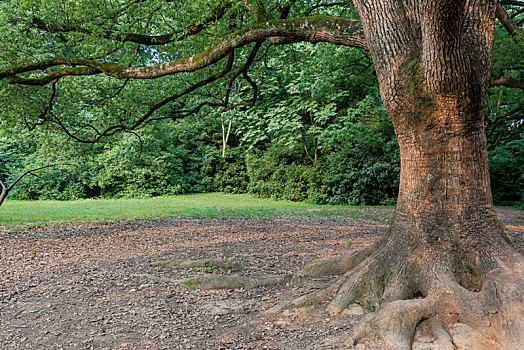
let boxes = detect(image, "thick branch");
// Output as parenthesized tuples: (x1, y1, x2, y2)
(1, 16, 367, 84)
(49, 53, 235, 143)
(9, 67, 100, 86)
(496, 2, 523, 41)
(490, 76, 524, 89)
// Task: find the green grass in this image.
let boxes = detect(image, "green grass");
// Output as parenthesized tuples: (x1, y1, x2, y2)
(0, 193, 394, 231)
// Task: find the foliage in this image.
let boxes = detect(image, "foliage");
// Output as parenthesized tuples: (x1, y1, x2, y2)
(485, 21, 524, 150)
(246, 146, 327, 202)
(0, 2, 521, 208)
(202, 146, 249, 194)
(320, 97, 400, 205)
(489, 139, 524, 208)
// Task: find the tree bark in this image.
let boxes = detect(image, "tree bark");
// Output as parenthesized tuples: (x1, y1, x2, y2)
(0, 186, 7, 207)
(320, 0, 524, 347)
(351, 0, 507, 274)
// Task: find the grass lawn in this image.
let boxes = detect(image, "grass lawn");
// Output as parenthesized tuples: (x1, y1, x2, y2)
(0, 193, 391, 231)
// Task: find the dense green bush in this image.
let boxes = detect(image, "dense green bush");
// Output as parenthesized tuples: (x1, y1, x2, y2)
(244, 98, 400, 205)
(3, 116, 521, 207)
(489, 139, 524, 208)
(246, 146, 327, 202)
(89, 120, 225, 197)
(320, 99, 400, 205)
(202, 147, 249, 194)
(1, 38, 520, 208)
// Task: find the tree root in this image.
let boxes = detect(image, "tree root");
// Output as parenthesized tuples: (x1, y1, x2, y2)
(263, 276, 345, 315)
(264, 248, 524, 350)
(425, 321, 455, 350)
(151, 258, 245, 271)
(348, 298, 435, 349)
(298, 246, 374, 278)
(133, 273, 289, 290)
(142, 246, 522, 349)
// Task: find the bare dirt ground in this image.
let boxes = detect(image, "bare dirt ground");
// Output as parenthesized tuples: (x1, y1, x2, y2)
(1, 207, 523, 349)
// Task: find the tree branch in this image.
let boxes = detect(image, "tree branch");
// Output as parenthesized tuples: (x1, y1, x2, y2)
(490, 76, 524, 89)
(8, 67, 101, 86)
(30, 3, 232, 46)
(47, 53, 235, 143)
(1, 16, 367, 85)
(500, 1, 524, 6)
(0, 164, 67, 206)
(306, 1, 353, 16)
(496, 2, 523, 42)
(488, 102, 524, 129)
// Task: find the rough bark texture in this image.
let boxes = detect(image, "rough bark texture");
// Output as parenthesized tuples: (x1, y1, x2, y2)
(314, 0, 524, 348)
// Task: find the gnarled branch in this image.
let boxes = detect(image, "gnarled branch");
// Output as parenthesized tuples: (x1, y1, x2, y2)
(1, 16, 367, 85)
(49, 53, 236, 143)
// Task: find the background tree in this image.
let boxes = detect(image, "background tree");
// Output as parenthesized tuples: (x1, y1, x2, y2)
(0, 163, 63, 206)
(0, 1, 523, 348)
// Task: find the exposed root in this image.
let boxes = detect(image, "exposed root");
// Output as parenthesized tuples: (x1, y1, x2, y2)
(151, 258, 245, 271)
(299, 246, 374, 278)
(343, 270, 523, 349)
(327, 253, 392, 314)
(347, 298, 435, 349)
(133, 273, 289, 290)
(427, 321, 455, 350)
(263, 276, 345, 315)
(263, 245, 524, 349)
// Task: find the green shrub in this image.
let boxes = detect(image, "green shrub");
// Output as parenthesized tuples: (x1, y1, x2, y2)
(320, 98, 400, 205)
(202, 147, 249, 194)
(489, 139, 524, 207)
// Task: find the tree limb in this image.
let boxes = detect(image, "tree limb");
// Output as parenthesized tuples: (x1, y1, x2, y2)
(8, 67, 101, 86)
(496, 2, 523, 42)
(6, 164, 65, 192)
(48, 53, 236, 143)
(30, 2, 232, 46)
(1, 16, 368, 85)
(490, 76, 524, 89)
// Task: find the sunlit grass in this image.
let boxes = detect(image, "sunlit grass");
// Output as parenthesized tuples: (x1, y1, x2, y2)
(0, 193, 393, 231)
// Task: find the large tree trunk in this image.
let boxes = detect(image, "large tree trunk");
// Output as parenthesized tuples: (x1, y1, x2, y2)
(316, 0, 524, 348)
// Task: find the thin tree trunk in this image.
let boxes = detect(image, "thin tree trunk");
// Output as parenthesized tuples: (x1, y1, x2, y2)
(0, 186, 7, 207)
(0, 164, 65, 207)
(222, 119, 231, 158)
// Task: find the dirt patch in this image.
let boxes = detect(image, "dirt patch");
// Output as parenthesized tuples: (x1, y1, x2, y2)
(1, 208, 522, 349)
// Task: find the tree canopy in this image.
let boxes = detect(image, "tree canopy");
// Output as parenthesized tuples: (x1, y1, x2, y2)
(0, 1, 521, 206)
(1, 1, 523, 348)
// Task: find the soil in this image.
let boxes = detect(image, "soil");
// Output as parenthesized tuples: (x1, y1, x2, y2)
(1, 207, 522, 349)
